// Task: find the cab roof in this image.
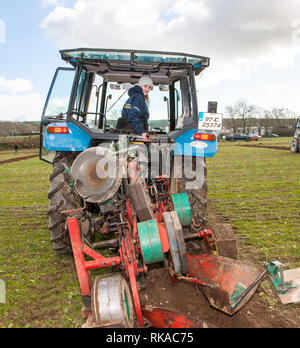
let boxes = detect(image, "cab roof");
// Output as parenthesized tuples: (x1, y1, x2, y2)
(60, 48, 210, 85)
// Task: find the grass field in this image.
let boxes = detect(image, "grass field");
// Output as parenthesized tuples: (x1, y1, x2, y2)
(0, 159, 83, 328)
(256, 137, 292, 146)
(220, 136, 292, 146)
(0, 137, 299, 327)
(0, 149, 39, 162)
(207, 138, 300, 267)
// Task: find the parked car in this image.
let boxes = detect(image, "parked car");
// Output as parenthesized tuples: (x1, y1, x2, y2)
(247, 134, 259, 141)
(225, 133, 258, 142)
(265, 134, 279, 138)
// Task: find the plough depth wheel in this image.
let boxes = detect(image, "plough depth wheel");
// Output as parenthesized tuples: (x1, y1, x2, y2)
(171, 193, 192, 227)
(163, 211, 188, 274)
(138, 219, 165, 265)
(91, 275, 135, 328)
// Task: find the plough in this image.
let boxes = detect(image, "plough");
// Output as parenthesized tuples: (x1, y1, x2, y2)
(62, 144, 265, 328)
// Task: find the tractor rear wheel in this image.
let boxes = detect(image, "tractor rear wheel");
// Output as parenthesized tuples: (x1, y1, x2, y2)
(172, 156, 207, 254)
(48, 152, 80, 254)
(174, 156, 207, 229)
(173, 156, 238, 259)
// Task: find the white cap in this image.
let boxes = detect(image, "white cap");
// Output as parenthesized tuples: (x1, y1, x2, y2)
(138, 75, 154, 88)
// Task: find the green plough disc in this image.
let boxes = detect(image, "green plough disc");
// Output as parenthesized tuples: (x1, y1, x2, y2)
(138, 220, 164, 265)
(171, 193, 192, 227)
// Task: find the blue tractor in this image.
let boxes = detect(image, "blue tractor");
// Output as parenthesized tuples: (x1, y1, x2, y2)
(38, 49, 268, 327)
(40, 48, 222, 255)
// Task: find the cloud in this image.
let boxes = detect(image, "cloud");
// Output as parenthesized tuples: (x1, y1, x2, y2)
(40, 0, 300, 87)
(0, 93, 45, 121)
(0, 77, 33, 94)
(41, 0, 74, 8)
(0, 77, 44, 121)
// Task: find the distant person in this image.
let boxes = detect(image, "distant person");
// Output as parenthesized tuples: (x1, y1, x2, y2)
(14, 141, 19, 155)
(118, 74, 153, 141)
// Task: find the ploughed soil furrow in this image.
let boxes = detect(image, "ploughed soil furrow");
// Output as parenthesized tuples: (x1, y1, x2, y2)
(0, 154, 38, 165)
(237, 144, 290, 151)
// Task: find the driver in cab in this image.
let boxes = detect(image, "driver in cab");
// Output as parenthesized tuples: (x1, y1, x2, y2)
(119, 75, 153, 142)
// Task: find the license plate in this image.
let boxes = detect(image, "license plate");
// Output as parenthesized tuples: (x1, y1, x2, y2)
(198, 112, 223, 132)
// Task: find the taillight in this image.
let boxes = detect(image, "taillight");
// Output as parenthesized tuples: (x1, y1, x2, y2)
(47, 126, 69, 134)
(194, 133, 216, 141)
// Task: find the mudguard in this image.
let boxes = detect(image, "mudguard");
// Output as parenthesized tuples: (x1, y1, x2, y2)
(44, 122, 91, 152)
(174, 129, 218, 158)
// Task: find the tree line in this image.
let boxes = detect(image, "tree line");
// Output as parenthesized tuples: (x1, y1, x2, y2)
(224, 99, 299, 136)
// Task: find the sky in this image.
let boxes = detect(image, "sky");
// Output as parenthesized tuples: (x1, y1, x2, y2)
(1, 0, 300, 122)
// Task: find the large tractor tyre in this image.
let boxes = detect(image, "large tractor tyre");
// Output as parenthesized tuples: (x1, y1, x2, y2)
(48, 152, 81, 254)
(171, 156, 208, 254)
(291, 138, 299, 153)
(172, 156, 238, 259)
(174, 156, 207, 229)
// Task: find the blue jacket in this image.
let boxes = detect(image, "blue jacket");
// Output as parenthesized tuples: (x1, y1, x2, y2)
(122, 85, 149, 135)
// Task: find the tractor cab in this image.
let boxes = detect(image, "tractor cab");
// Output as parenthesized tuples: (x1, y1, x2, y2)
(40, 48, 221, 162)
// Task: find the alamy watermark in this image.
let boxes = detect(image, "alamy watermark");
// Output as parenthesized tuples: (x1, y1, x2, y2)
(0, 279, 5, 304)
(93, 135, 206, 190)
(0, 19, 6, 44)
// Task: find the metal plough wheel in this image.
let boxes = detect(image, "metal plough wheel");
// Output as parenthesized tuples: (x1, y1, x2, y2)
(163, 211, 189, 274)
(91, 275, 135, 328)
